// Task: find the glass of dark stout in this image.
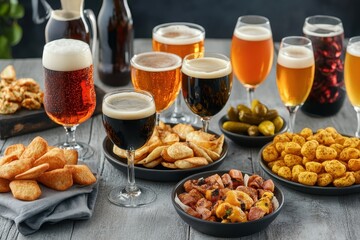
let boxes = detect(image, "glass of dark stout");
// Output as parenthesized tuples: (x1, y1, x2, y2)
(102, 89, 157, 207)
(181, 52, 233, 132)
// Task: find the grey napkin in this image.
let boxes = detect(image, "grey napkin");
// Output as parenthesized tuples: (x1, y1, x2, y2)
(0, 180, 99, 235)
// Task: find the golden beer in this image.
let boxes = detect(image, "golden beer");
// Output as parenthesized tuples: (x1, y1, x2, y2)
(131, 52, 182, 112)
(152, 23, 205, 58)
(345, 41, 360, 106)
(231, 25, 273, 87)
(276, 46, 315, 106)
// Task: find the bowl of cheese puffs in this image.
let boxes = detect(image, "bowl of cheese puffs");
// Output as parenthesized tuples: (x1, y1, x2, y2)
(172, 169, 284, 238)
(259, 127, 360, 195)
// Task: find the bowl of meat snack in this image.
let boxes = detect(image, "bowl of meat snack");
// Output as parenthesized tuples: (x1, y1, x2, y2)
(171, 169, 284, 238)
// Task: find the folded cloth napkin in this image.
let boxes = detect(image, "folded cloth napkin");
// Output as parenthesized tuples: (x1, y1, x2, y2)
(0, 180, 99, 235)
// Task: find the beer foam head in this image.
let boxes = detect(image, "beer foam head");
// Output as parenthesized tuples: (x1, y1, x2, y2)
(51, 10, 81, 21)
(277, 46, 314, 69)
(347, 41, 360, 58)
(181, 56, 232, 79)
(234, 25, 272, 41)
(131, 52, 182, 72)
(303, 23, 343, 37)
(42, 39, 92, 71)
(153, 24, 204, 45)
(103, 92, 155, 120)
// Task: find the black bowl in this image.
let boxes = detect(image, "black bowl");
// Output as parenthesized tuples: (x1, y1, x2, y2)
(218, 115, 287, 147)
(171, 169, 284, 238)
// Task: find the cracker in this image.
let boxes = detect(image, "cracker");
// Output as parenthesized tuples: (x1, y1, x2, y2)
(64, 165, 96, 185)
(37, 168, 73, 191)
(9, 180, 41, 201)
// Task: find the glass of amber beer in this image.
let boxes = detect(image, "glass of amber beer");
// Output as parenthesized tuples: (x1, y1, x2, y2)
(276, 36, 315, 132)
(42, 38, 96, 159)
(102, 89, 156, 207)
(231, 15, 274, 106)
(131, 52, 182, 124)
(182, 52, 233, 132)
(344, 36, 360, 137)
(153, 22, 205, 124)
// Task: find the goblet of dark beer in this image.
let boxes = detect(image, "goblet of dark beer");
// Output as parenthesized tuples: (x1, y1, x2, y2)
(102, 89, 156, 207)
(42, 38, 96, 159)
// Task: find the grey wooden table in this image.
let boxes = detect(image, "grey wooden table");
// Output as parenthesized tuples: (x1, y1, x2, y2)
(1, 39, 359, 240)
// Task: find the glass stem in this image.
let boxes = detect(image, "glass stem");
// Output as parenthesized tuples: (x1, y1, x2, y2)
(171, 92, 182, 118)
(355, 107, 360, 137)
(286, 106, 299, 133)
(247, 87, 255, 106)
(201, 117, 210, 132)
(64, 125, 78, 147)
(125, 149, 138, 193)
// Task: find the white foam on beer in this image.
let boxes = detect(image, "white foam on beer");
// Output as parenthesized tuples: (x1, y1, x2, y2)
(51, 10, 81, 21)
(103, 92, 155, 120)
(347, 41, 360, 58)
(234, 25, 272, 41)
(277, 46, 314, 69)
(181, 57, 232, 79)
(131, 52, 182, 72)
(303, 23, 343, 37)
(42, 39, 92, 71)
(153, 25, 204, 45)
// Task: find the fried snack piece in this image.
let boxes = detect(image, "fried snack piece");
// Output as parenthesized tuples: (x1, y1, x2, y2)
(262, 144, 278, 162)
(0, 158, 32, 179)
(339, 148, 360, 161)
(277, 166, 292, 180)
(187, 141, 212, 163)
(291, 164, 305, 182)
(63, 149, 78, 165)
(0, 178, 11, 193)
(305, 161, 323, 174)
(271, 160, 286, 174)
(315, 145, 337, 161)
(172, 123, 195, 141)
(165, 143, 194, 161)
(324, 160, 347, 178)
(65, 165, 96, 185)
(15, 163, 50, 180)
(348, 159, 360, 171)
(284, 142, 301, 155)
(37, 168, 73, 191)
(161, 161, 178, 169)
(0, 65, 16, 82)
(113, 145, 150, 161)
(301, 140, 318, 160)
(333, 172, 356, 187)
(143, 158, 163, 168)
(9, 180, 41, 201)
(33, 147, 66, 171)
(174, 157, 208, 169)
(284, 154, 302, 168)
(20, 136, 48, 161)
(0, 100, 21, 114)
(4, 144, 25, 157)
(353, 170, 360, 184)
(137, 145, 167, 164)
(298, 171, 318, 186)
(0, 153, 18, 166)
(317, 173, 333, 187)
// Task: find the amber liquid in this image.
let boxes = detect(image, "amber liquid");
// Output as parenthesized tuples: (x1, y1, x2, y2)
(231, 36, 273, 87)
(345, 51, 360, 106)
(152, 40, 204, 59)
(44, 66, 96, 126)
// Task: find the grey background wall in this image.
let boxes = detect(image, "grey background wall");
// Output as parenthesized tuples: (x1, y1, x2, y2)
(12, 0, 360, 58)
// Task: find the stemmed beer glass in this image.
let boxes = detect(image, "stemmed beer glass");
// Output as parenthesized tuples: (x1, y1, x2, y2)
(152, 22, 205, 124)
(182, 52, 233, 132)
(276, 36, 315, 132)
(231, 15, 274, 106)
(42, 38, 96, 159)
(344, 36, 360, 137)
(102, 89, 156, 207)
(131, 52, 182, 125)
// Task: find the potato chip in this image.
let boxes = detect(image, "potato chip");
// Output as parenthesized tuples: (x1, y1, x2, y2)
(172, 123, 195, 141)
(161, 161, 178, 169)
(0, 65, 16, 82)
(0, 178, 10, 193)
(113, 145, 149, 161)
(4, 143, 25, 157)
(63, 148, 78, 165)
(0, 158, 32, 180)
(166, 142, 194, 160)
(37, 168, 73, 191)
(9, 180, 41, 201)
(33, 147, 66, 171)
(187, 141, 212, 163)
(0, 153, 18, 166)
(64, 165, 96, 185)
(174, 159, 197, 169)
(137, 146, 167, 164)
(20, 136, 48, 161)
(15, 163, 50, 180)
(143, 158, 163, 168)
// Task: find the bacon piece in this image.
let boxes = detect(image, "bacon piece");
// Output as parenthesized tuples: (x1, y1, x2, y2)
(248, 206, 266, 221)
(186, 207, 201, 218)
(205, 174, 224, 189)
(229, 169, 244, 186)
(196, 198, 213, 220)
(262, 179, 275, 192)
(236, 186, 259, 202)
(221, 173, 233, 188)
(247, 174, 264, 189)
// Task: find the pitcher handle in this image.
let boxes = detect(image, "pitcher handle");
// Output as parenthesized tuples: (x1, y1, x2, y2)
(31, 0, 52, 24)
(84, 9, 97, 57)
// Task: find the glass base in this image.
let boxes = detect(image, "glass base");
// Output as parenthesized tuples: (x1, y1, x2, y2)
(161, 111, 196, 125)
(108, 185, 156, 207)
(56, 141, 94, 160)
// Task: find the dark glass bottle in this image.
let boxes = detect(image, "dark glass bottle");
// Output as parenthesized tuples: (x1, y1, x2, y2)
(97, 0, 134, 86)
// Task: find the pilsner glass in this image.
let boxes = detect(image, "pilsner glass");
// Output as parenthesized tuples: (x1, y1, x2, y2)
(131, 52, 182, 124)
(42, 38, 96, 159)
(276, 36, 315, 132)
(344, 36, 360, 137)
(231, 15, 273, 106)
(102, 89, 156, 207)
(152, 22, 205, 124)
(182, 52, 233, 132)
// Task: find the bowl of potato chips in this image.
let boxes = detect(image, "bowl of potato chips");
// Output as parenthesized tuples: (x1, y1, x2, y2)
(259, 127, 360, 195)
(103, 122, 228, 182)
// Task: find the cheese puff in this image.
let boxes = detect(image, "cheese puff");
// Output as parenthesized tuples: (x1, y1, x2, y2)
(324, 160, 347, 178)
(330, 143, 344, 156)
(343, 137, 360, 148)
(271, 160, 286, 174)
(333, 172, 355, 187)
(284, 142, 301, 155)
(305, 161, 323, 174)
(353, 170, 360, 184)
(300, 128, 313, 139)
(284, 132, 295, 140)
(298, 171, 318, 186)
(339, 147, 360, 161)
(284, 154, 302, 168)
(348, 159, 360, 171)
(292, 164, 305, 182)
(315, 145, 337, 161)
(273, 134, 290, 144)
(301, 140, 319, 160)
(334, 136, 347, 145)
(292, 135, 306, 146)
(275, 142, 286, 153)
(317, 173, 333, 187)
(262, 144, 279, 162)
(268, 159, 284, 169)
(277, 166, 292, 180)
(315, 130, 335, 146)
(302, 157, 313, 165)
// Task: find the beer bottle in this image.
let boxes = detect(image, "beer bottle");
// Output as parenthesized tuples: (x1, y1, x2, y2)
(97, 0, 134, 86)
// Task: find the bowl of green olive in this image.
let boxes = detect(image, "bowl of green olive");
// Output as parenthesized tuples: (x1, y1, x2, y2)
(218, 99, 287, 147)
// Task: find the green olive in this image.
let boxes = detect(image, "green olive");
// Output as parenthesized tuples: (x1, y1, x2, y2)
(237, 104, 252, 114)
(227, 106, 239, 121)
(272, 116, 284, 132)
(253, 103, 268, 117)
(258, 120, 275, 136)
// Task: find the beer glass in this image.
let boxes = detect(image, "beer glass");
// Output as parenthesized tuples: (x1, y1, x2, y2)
(276, 37, 315, 132)
(152, 22, 205, 124)
(231, 15, 273, 106)
(42, 38, 96, 159)
(102, 89, 156, 207)
(344, 36, 360, 137)
(182, 52, 233, 132)
(131, 52, 182, 125)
